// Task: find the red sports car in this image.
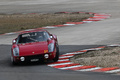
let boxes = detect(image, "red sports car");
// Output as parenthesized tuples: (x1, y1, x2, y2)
(11, 29, 59, 65)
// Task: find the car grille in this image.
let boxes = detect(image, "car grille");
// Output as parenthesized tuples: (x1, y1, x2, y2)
(24, 54, 44, 61)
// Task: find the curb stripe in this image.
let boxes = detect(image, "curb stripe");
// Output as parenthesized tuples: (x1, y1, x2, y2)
(48, 62, 73, 67)
(72, 50, 88, 53)
(93, 67, 119, 72)
(48, 61, 71, 65)
(77, 67, 102, 71)
(97, 46, 106, 48)
(83, 19, 100, 21)
(65, 52, 84, 55)
(63, 24, 76, 26)
(59, 54, 75, 57)
(59, 56, 73, 58)
(43, 26, 56, 28)
(108, 44, 120, 47)
(53, 25, 67, 27)
(94, 14, 111, 17)
(82, 21, 93, 23)
(53, 63, 80, 68)
(66, 66, 96, 70)
(105, 69, 120, 73)
(58, 59, 69, 62)
(59, 65, 83, 70)
(66, 22, 84, 24)
(90, 16, 107, 19)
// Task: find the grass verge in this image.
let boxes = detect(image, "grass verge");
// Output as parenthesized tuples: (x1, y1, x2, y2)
(70, 47, 120, 67)
(0, 13, 93, 34)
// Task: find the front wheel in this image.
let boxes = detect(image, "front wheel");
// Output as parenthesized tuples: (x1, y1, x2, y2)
(53, 46, 59, 62)
(11, 56, 17, 65)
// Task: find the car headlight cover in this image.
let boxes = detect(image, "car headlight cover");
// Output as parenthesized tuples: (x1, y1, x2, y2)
(48, 43, 54, 52)
(13, 47, 19, 56)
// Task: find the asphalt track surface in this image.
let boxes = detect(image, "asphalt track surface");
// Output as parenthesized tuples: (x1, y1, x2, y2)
(0, 0, 120, 80)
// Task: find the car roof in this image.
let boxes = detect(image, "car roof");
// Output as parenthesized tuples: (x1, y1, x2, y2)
(19, 29, 48, 35)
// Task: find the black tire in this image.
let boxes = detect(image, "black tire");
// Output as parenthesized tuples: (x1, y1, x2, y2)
(12, 60, 17, 65)
(11, 56, 17, 65)
(53, 46, 59, 62)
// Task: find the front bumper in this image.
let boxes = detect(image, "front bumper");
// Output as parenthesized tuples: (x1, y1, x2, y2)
(13, 52, 55, 62)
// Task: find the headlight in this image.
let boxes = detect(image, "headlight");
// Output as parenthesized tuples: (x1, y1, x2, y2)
(13, 47, 19, 56)
(48, 43, 54, 52)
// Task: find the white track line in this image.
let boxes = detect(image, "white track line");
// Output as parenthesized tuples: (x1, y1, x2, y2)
(61, 54, 75, 56)
(43, 26, 56, 28)
(48, 62, 73, 67)
(84, 49, 96, 51)
(59, 56, 73, 58)
(108, 44, 120, 47)
(63, 24, 76, 26)
(105, 69, 120, 73)
(93, 48, 103, 50)
(6, 33, 15, 35)
(77, 67, 102, 71)
(59, 65, 83, 70)
(87, 18, 103, 20)
(65, 52, 84, 55)
(82, 21, 93, 23)
(58, 59, 69, 62)
(24, 29, 35, 31)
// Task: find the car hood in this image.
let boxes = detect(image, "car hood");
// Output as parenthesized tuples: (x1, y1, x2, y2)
(18, 41, 49, 56)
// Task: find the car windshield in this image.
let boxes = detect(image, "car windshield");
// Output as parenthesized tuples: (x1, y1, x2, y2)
(17, 31, 50, 44)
